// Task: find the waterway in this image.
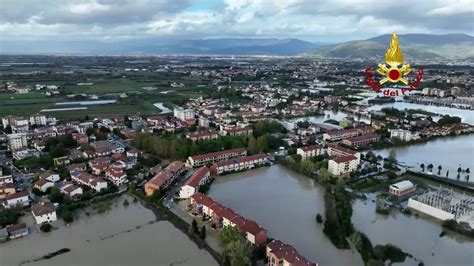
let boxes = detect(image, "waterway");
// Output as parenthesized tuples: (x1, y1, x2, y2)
(373, 134, 474, 183)
(209, 165, 474, 266)
(209, 165, 364, 266)
(0, 195, 217, 266)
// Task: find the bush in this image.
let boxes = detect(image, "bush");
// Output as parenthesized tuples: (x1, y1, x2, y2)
(62, 211, 74, 223)
(40, 223, 52, 232)
(316, 213, 323, 223)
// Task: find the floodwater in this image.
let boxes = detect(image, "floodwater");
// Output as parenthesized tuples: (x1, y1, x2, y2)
(352, 194, 474, 266)
(0, 196, 217, 266)
(368, 102, 474, 124)
(209, 165, 364, 266)
(209, 165, 474, 266)
(374, 134, 474, 183)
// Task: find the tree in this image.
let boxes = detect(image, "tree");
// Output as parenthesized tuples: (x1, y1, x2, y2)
(457, 167, 462, 179)
(218, 226, 252, 265)
(387, 149, 397, 168)
(0, 208, 21, 227)
(420, 163, 425, 172)
(199, 225, 206, 239)
(40, 223, 52, 232)
(316, 213, 323, 224)
(4, 125, 12, 134)
(49, 187, 64, 204)
(427, 164, 434, 172)
(438, 165, 442, 175)
(62, 211, 74, 223)
(191, 219, 199, 235)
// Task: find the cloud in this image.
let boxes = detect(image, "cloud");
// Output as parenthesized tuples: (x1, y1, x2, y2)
(0, 0, 472, 43)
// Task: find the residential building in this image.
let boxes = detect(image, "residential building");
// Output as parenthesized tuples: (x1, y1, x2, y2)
(33, 179, 54, 193)
(144, 161, 185, 196)
(0, 175, 13, 185)
(6, 133, 28, 150)
(72, 133, 89, 144)
(104, 167, 127, 186)
(31, 201, 57, 224)
(179, 167, 211, 199)
(190, 193, 267, 246)
(187, 148, 247, 167)
(186, 131, 219, 142)
(53, 156, 70, 166)
(6, 223, 28, 239)
(0, 183, 16, 198)
(70, 171, 108, 192)
(328, 155, 359, 176)
(323, 127, 374, 141)
(389, 180, 415, 196)
(210, 153, 268, 176)
(29, 114, 47, 126)
(222, 127, 253, 137)
(342, 133, 380, 147)
(3, 191, 29, 208)
(390, 129, 420, 142)
(296, 145, 323, 160)
(267, 239, 317, 266)
(327, 144, 361, 160)
(38, 171, 60, 182)
(174, 107, 194, 121)
(59, 181, 83, 199)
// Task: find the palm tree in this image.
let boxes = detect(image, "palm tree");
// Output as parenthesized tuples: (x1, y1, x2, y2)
(427, 163, 433, 173)
(437, 165, 442, 175)
(420, 163, 425, 172)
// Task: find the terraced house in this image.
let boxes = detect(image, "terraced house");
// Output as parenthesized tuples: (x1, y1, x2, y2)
(186, 148, 247, 167)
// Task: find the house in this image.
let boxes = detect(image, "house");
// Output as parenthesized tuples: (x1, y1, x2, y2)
(179, 167, 210, 199)
(186, 131, 219, 142)
(267, 239, 317, 266)
(323, 127, 374, 141)
(222, 127, 253, 137)
(390, 129, 420, 142)
(90, 160, 109, 175)
(342, 133, 380, 147)
(0, 175, 13, 185)
(31, 201, 57, 224)
(38, 171, 60, 182)
(144, 161, 185, 196)
(53, 156, 70, 167)
(3, 191, 29, 208)
(296, 145, 323, 160)
(71, 133, 89, 144)
(327, 144, 361, 160)
(389, 180, 415, 196)
(59, 181, 83, 199)
(190, 193, 267, 246)
(6, 223, 28, 239)
(187, 148, 247, 167)
(104, 167, 128, 186)
(210, 153, 268, 176)
(33, 179, 54, 193)
(0, 183, 16, 198)
(70, 171, 108, 192)
(328, 155, 359, 176)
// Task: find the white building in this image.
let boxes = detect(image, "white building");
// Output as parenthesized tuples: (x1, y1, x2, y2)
(4, 191, 29, 208)
(0, 175, 14, 185)
(7, 133, 28, 150)
(173, 107, 194, 121)
(29, 114, 47, 126)
(390, 129, 420, 142)
(296, 145, 323, 160)
(39, 171, 60, 183)
(389, 180, 415, 196)
(328, 155, 359, 176)
(179, 167, 210, 199)
(70, 171, 108, 192)
(31, 202, 57, 224)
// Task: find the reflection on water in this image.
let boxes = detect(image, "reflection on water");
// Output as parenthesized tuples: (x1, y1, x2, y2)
(374, 134, 474, 183)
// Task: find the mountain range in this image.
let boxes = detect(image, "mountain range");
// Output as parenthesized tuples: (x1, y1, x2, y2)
(1, 34, 472, 59)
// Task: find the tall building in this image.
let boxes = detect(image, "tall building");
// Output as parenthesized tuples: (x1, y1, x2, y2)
(7, 133, 28, 150)
(390, 129, 419, 142)
(173, 107, 194, 121)
(29, 114, 47, 126)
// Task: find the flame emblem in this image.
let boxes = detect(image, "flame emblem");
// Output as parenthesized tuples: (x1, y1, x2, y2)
(377, 33, 411, 85)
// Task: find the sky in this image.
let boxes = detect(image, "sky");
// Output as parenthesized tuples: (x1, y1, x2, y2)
(0, 0, 473, 44)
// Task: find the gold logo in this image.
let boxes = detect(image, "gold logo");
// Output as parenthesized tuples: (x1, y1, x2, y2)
(377, 33, 411, 84)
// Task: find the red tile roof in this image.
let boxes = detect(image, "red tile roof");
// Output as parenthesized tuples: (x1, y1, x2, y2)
(184, 167, 209, 187)
(147, 161, 185, 188)
(189, 148, 246, 161)
(332, 155, 358, 164)
(267, 239, 316, 266)
(5, 191, 29, 200)
(213, 153, 267, 167)
(299, 145, 322, 152)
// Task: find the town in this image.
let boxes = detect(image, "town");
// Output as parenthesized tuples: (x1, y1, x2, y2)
(0, 54, 473, 266)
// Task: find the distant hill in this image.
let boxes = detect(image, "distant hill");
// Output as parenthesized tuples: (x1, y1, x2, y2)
(312, 34, 474, 59)
(124, 38, 321, 56)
